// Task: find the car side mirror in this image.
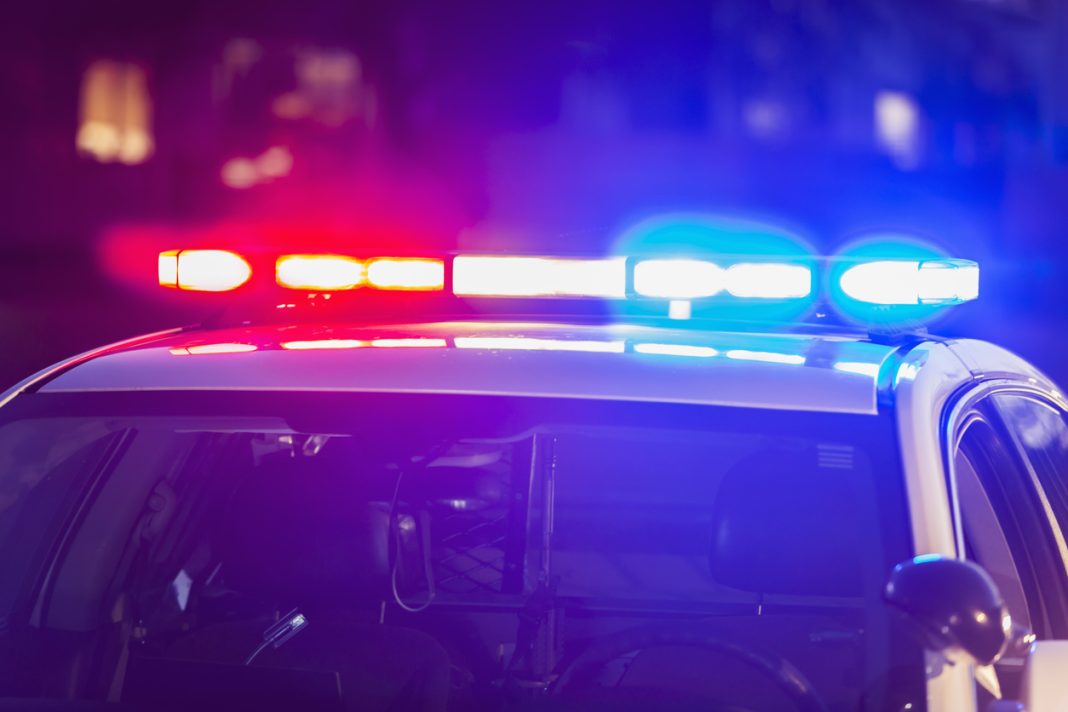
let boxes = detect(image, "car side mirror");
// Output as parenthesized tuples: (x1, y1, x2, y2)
(885, 555, 1011, 666)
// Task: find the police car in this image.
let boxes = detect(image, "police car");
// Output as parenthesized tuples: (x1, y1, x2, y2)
(1, 245, 1067, 712)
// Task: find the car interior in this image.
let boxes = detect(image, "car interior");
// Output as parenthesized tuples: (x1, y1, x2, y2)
(0, 401, 924, 712)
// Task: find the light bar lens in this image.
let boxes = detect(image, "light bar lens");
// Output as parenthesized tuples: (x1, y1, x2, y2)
(158, 251, 179, 286)
(839, 259, 979, 305)
(366, 258, 444, 291)
(633, 260, 812, 300)
(725, 263, 812, 299)
(634, 260, 724, 299)
(453, 256, 626, 297)
(156, 247, 979, 327)
(277, 255, 365, 291)
(158, 250, 252, 292)
(919, 261, 979, 302)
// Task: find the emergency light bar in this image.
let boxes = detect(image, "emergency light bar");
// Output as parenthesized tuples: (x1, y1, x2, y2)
(157, 249, 979, 321)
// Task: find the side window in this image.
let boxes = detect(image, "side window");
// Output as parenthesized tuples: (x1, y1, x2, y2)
(951, 412, 1068, 641)
(0, 420, 127, 620)
(953, 421, 1035, 635)
(992, 395, 1068, 541)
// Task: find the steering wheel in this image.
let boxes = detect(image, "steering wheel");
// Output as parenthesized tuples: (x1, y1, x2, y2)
(552, 623, 830, 712)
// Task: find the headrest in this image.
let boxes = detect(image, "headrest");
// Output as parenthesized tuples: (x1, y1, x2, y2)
(217, 454, 391, 609)
(709, 447, 864, 597)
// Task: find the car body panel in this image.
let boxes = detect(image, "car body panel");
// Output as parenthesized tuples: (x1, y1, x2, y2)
(0, 327, 183, 410)
(891, 340, 978, 712)
(16, 320, 1062, 712)
(37, 321, 897, 415)
(947, 339, 1067, 408)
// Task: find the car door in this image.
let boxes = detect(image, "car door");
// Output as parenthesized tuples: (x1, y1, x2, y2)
(943, 385, 1068, 703)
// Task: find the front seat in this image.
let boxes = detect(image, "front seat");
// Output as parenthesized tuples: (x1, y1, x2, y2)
(145, 454, 451, 712)
(555, 446, 867, 712)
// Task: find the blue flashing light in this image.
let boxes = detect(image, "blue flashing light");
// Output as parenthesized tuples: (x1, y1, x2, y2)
(725, 263, 812, 299)
(827, 236, 977, 326)
(839, 259, 979, 305)
(633, 259, 813, 300)
(612, 214, 820, 323)
(633, 259, 724, 299)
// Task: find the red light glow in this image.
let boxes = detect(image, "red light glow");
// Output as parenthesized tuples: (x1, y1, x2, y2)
(366, 258, 445, 291)
(158, 250, 252, 292)
(276, 254, 366, 290)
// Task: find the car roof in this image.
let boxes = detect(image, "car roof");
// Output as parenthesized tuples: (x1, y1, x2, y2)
(35, 320, 904, 415)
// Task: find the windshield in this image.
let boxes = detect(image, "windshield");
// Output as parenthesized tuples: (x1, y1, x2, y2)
(0, 391, 920, 711)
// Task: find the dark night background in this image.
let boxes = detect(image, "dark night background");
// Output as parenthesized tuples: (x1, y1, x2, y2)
(2, 0, 1067, 387)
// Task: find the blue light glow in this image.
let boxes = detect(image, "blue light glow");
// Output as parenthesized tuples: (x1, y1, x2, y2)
(839, 259, 978, 305)
(827, 236, 976, 325)
(633, 259, 724, 298)
(725, 263, 812, 299)
(633, 259, 813, 300)
(612, 214, 819, 322)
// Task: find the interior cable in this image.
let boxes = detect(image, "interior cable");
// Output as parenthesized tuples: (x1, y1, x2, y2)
(387, 443, 450, 613)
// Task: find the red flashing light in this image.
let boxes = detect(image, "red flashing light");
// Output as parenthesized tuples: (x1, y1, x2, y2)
(275, 254, 444, 291)
(159, 250, 252, 292)
(276, 255, 366, 291)
(160, 249, 447, 294)
(366, 258, 445, 291)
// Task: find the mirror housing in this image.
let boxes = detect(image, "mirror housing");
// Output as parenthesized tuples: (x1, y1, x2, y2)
(885, 555, 1011, 666)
